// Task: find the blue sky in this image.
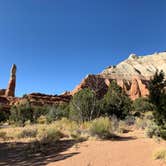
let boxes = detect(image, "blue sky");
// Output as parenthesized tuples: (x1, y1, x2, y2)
(0, 0, 165, 96)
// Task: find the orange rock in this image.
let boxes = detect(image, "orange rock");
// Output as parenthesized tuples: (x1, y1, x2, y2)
(5, 64, 16, 97)
(130, 78, 141, 100)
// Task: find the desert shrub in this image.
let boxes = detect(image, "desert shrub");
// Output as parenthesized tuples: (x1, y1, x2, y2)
(125, 115, 135, 126)
(110, 115, 119, 132)
(135, 111, 155, 130)
(145, 121, 160, 138)
(135, 118, 148, 129)
(55, 118, 83, 139)
(32, 106, 49, 123)
(46, 103, 69, 123)
(160, 129, 166, 140)
(0, 131, 7, 140)
(118, 120, 127, 133)
(69, 88, 98, 122)
(37, 126, 63, 144)
(37, 115, 47, 124)
(24, 120, 31, 126)
(0, 111, 8, 123)
(9, 100, 50, 125)
(89, 117, 113, 139)
(0, 104, 10, 122)
(144, 111, 154, 120)
(9, 101, 33, 126)
(101, 81, 131, 119)
(132, 97, 154, 113)
(153, 149, 166, 161)
(17, 128, 37, 138)
(70, 129, 84, 140)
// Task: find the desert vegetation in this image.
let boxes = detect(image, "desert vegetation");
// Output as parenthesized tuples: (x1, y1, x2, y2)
(0, 71, 166, 165)
(0, 71, 166, 140)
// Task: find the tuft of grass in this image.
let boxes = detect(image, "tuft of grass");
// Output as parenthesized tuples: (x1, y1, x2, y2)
(17, 127, 37, 139)
(153, 149, 166, 161)
(37, 126, 63, 144)
(37, 115, 47, 124)
(89, 117, 114, 139)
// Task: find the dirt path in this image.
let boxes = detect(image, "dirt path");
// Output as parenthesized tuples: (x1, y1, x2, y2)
(48, 130, 166, 166)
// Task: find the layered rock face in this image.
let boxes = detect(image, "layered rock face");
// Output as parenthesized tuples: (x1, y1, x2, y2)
(14, 93, 72, 107)
(70, 75, 108, 99)
(71, 52, 166, 100)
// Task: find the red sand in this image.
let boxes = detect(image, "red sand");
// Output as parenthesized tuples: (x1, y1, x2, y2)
(48, 130, 166, 166)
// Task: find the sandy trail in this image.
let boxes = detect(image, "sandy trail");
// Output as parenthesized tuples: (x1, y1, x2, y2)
(48, 130, 166, 166)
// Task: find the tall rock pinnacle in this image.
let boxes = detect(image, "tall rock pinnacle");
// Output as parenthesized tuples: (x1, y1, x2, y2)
(5, 64, 16, 97)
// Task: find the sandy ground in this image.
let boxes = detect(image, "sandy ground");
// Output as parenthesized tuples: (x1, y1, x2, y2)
(48, 130, 166, 166)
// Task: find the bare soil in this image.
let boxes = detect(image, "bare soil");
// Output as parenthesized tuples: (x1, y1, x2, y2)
(0, 130, 165, 166)
(48, 130, 166, 166)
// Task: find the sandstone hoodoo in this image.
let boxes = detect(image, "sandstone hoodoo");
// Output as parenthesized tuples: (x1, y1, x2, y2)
(71, 52, 166, 100)
(0, 64, 17, 97)
(5, 64, 17, 97)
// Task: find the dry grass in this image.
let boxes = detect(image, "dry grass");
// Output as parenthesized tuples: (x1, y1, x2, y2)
(0, 117, 129, 143)
(153, 149, 166, 162)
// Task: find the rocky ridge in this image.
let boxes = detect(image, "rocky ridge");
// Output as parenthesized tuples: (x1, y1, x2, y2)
(71, 52, 166, 100)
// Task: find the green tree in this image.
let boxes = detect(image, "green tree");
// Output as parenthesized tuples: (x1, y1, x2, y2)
(132, 97, 154, 113)
(148, 70, 166, 126)
(69, 88, 98, 122)
(101, 81, 131, 119)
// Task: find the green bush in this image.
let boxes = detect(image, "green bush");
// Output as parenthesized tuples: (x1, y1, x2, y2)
(132, 97, 154, 113)
(101, 81, 131, 119)
(32, 106, 49, 123)
(9, 101, 33, 125)
(89, 117, 113, 139)
(46, 103, 69, 123)
(160, 129, 166, 140)
(0, 104, 9, 122)
(9, 100, 49, 125)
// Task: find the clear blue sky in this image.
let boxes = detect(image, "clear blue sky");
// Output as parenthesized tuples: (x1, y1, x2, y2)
(0, 0, 165, 96)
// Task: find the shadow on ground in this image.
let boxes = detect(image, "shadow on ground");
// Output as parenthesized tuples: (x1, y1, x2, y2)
(0, 140, 81, 166)
(0, 135, 137, 166)
(111, 135, 137, 141)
